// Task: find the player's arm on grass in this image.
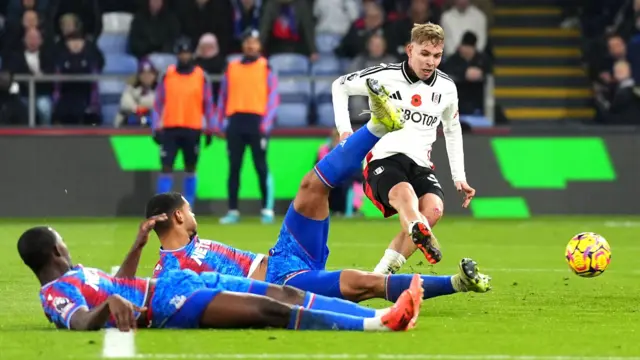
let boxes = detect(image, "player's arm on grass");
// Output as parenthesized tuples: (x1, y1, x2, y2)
(70, 295, 145, 332)
(331, 64, 388, 138)
(115, 214, 168, 278)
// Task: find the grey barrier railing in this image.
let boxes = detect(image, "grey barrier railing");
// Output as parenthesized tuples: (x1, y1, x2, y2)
(12, 74, 495, 128)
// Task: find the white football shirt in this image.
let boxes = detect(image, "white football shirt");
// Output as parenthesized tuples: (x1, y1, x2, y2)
(331, 61, 466, 183)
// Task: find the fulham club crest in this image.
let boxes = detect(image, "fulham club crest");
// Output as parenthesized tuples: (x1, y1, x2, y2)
(431, 93, 442, 105)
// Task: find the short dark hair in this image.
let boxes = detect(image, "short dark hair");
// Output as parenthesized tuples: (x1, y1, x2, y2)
(17, 226, 58, 273)
(145, 192, 186, 234)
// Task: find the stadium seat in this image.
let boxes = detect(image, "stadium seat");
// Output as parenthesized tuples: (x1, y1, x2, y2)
(97, 33, 128, 54)
(315, 33, 342, 54)
(269, 53, 309, 75)
(102, 12, 133, 34)
(99, 79, 127, 103)
(276, 79, 311, 127)
(316, 103, 335, 127)
(149, 53, 177, 72)
(277, 104, 309, 127)
(103, 54, 138, 74)
(311, 55, 341, 76)
(311, 57, 340, 127)
(101, 103, 120, 127)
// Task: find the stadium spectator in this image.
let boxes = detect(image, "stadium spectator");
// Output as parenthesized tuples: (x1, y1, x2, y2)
(228, 0, 263, 54)
(53, 13, 103, 70)
(313, 0, 360, 37)
(128, 0, 180, 59)
(607, 60, 640, 124)
(6, 0, 48, 19)
(49, 0, 101, 41)
(194, 33, 225, 101)
(52, 31, 101, 125)
(177, 0, 232, 56)
(1, 9, 49, 56)
(335, 1, 392, 59)
(218, 30, 277, 225)
(597, 34, 627, 84)
(347, 33, 397, 122)
(259, 0, 317, 60)
(115, 58, 157, 127)
(386, 0, 441, 59)
(6, 27, 54, 125)
(440, 31, 487, 115)
(0, 70, 28, 124)
(441, 0, 487, 57)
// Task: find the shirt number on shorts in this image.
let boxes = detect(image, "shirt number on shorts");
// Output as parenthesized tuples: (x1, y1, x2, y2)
(427, 174, 442, 189)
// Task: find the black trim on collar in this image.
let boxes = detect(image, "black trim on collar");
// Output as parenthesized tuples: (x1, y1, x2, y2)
(401, 61, 437, 86)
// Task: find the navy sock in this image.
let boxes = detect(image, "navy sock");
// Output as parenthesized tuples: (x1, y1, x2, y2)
(303, 292, 376, 318)
(157, 174, 173, 193)
(287, 305, 364, 331)
(183, 174, 197, 205)
(385, 274, 455, 302)
(313, 125, 381, 188)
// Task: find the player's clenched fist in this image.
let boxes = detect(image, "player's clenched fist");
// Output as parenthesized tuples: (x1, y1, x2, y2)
(107, 295, 147, 332)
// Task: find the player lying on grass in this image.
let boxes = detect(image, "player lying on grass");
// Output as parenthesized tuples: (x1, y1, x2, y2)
(331, 23, 476, 274)
(17, 221, 423, 332)
(124, 80, 491, 304)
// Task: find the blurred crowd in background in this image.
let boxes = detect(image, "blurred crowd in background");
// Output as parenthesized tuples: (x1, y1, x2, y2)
(576, 0, 640, 124)
(0, 0, 491, 127)
(0, 0, 637, 127)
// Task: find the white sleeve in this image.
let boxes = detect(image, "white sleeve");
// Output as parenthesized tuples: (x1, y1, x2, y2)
(441, 88, 466, 183)
(331, 64, 388, 134)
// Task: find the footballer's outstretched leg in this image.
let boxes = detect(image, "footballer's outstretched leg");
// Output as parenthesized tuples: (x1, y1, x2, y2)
(286, 258, 491, 303)
(196, 283, 420, 331)
(375, 193, 444, 274)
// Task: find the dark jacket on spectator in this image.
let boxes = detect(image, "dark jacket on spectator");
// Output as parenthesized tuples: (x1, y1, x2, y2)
(177, 0, 233, 55)
(52, 40, 101, 124)
(128, 4, 181, 58)
(608, 81, 640, 124)
(6, 47, 55, 96)
(335, 22, 393, 59)
(440, 50, 489, 115)
(259, 0, 316, 56)
(0, 71, 28, 125)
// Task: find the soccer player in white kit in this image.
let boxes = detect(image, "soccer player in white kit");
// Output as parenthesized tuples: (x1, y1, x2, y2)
(331, 23, 476, 274)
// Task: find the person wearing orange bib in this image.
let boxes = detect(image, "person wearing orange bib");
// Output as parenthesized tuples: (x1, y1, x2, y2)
(217, 30, 278, 224)
(152, 37, 217, 207)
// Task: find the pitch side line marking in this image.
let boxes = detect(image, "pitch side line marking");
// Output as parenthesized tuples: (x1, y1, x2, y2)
(102, 266, 136, 358)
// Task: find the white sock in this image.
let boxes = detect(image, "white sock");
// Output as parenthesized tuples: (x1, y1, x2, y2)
(261, 208, 274, 216)
(374, 308, 391, 317)
(227, 210, 240, 216)
(363, 316, 391, 331)
(373, 249, 406, 275)
(451, 274, 466, 292)
(366, 119, 388, 138)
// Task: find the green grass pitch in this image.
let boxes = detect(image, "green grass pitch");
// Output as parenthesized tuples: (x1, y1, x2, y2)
(1, 216, 639, 360)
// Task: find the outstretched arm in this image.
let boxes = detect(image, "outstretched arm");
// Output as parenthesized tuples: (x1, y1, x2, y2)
(115, 214, 168, 278)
